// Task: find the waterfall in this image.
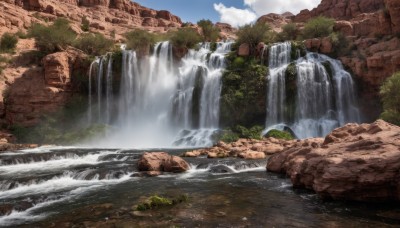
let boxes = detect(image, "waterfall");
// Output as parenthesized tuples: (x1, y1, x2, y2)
(266, 42, 291, 127)
(264, 42, 360, 138)
(88, 41, 233, 148)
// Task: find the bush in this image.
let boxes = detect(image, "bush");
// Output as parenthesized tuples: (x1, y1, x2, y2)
(265, 129, 294, 140)
(0, 33, 18, 53)
(279, 23, 299, 41)
(329, 32, 350, 57)
(220, 130, 239, 143)
(380, 72, 400, 125)
(28, 18, 77, 54)
(73, 33, 114, 56)
(236, 23, 271, 56)
(197, 19, 219, 42)
(235, 125, 264, 140)
(124, 29, 156, 56)
(170, 28, 201, 49)
(301, 16, 334, 39)
(81, 16, 90, 32)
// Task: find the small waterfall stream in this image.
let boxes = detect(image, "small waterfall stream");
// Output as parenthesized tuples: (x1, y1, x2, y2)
(87, 41, 233, 148)
(264, 42, 361, 138)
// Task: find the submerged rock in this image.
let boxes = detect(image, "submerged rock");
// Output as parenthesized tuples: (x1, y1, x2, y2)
(267, 120, 400, 202)
(138, 152, 189, 174)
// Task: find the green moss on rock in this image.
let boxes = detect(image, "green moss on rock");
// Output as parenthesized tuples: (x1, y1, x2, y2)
(265, 129, 294, 140)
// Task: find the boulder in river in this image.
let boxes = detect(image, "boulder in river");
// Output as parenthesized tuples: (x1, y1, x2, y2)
(138, 152, 190, 173)
(267, 120, 400, 202)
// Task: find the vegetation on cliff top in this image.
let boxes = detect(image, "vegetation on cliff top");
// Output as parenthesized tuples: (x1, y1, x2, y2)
(0, 33, 18, 53)
(301, 16, 335, 39)
(380, 71, 400, 126)
(197, 19, 220, 42)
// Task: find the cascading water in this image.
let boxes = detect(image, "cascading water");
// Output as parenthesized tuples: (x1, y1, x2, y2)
(264, 42, 360, 138)
(87, 41, 233, 148)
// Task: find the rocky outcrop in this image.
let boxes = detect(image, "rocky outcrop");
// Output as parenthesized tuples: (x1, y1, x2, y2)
(267, 120, 400, 202)
(294, 0, 386, 22)
(183, 138, 294, 159)
(215, 22, 237, 40)
(257, 13, 292, 32)
(0, 0, 182, 38)
(138, 152, 190, 174)
(385, 0, 400, 34)
(4, 48, 87, 126)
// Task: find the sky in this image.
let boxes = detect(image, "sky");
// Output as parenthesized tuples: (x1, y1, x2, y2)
(134, 0, 321, 27)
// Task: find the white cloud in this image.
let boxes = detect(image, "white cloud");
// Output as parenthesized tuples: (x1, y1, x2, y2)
(214, 0, 320, 27)
(244, 0, 321, 16)
(213, 3, 257, 28)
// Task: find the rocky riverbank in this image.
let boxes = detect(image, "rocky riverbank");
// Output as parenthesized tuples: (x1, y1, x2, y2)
(267, 120, 400, 202)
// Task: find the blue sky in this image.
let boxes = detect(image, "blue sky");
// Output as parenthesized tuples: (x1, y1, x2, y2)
(135, 0, 321, 27)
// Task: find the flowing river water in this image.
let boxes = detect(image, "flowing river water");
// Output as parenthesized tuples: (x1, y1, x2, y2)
(0, 147, 399, 227)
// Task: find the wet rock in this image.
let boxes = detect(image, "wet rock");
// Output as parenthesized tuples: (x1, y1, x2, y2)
(138, 152, 189, 173)
(238, 150, 266, 159)
(238, 43, 250, 56)
(209, 164, 235, 173)
(267, 120, 400, 202)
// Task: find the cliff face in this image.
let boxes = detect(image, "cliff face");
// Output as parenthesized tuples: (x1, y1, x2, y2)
(293, 0, 400, 121)
(0, 0, 182, 39)
(0, 0, 183, 128)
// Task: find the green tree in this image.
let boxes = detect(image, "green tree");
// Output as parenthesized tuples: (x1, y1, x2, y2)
(197, 19, 220, 42)
(301, 16, 334, 39)
(279, 23, 299, 41)
(170, 28, 202, 49)
(73, 33, 114, 56)
(28, 18, 77, 54)
(380, 72, 400, 125)
(236, 23, 271, 56)
(124, 29, 156, 56)
(0, 33, 18, 53)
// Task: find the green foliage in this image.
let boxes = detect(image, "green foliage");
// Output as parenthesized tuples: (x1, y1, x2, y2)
(73, 33, 114, 56)
(221, 59, 267, 127)
(0, 33, 18, 53)
(235, 125, 264, 140)
(124, 29, 156, 55)
(279, 23, 299, 41)
(81, 16, 90, 32)
(197, 19, 220, 42)
(170, 28, 202, 49)
(10, 95, 109, 144)
(265, 129, 294, 140)
(329, 32, 350, 57)
(15, 30, 28, 39)
(219, 130, 240, 143)
(290, 41, 306, 60)
(136, 194, 188, 211)
(28, 18, 77, 54)
(380, 72, 400, 125)
(302, 16, 334, 39)
(236, 23, 271, 55)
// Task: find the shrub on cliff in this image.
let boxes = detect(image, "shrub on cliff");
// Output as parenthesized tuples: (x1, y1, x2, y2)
(197, 19, 220, 42)
(81, 16, 90, 32)
(73, 33, 114, 56)
(0, 33, 18, 53)
(301, 16, 334, 39)
(236, 23, 271, 56)
(28, 18, 77, 54)
(278, 23, 299, 41)
(170, 28, 202, 49)
(380, 72, 400, 125)
(124, 29, 156, 56)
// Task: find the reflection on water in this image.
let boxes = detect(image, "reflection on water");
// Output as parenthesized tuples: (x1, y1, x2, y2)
(0, 147, 399, 227)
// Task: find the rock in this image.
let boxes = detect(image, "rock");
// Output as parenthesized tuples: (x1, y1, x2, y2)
(385, 0, 400, 34)
(238, 150, 266, 159)
(256, 13, 292, 32)
(267, 120, 400, 202)
(334, 20, 354, 36)
(138, 152, 189, 173)
(320, 37, 333, 54)
(238, 43, 250, 56)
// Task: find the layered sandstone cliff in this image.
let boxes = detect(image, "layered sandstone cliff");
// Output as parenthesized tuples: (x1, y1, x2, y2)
(0, 0, 182, 39)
